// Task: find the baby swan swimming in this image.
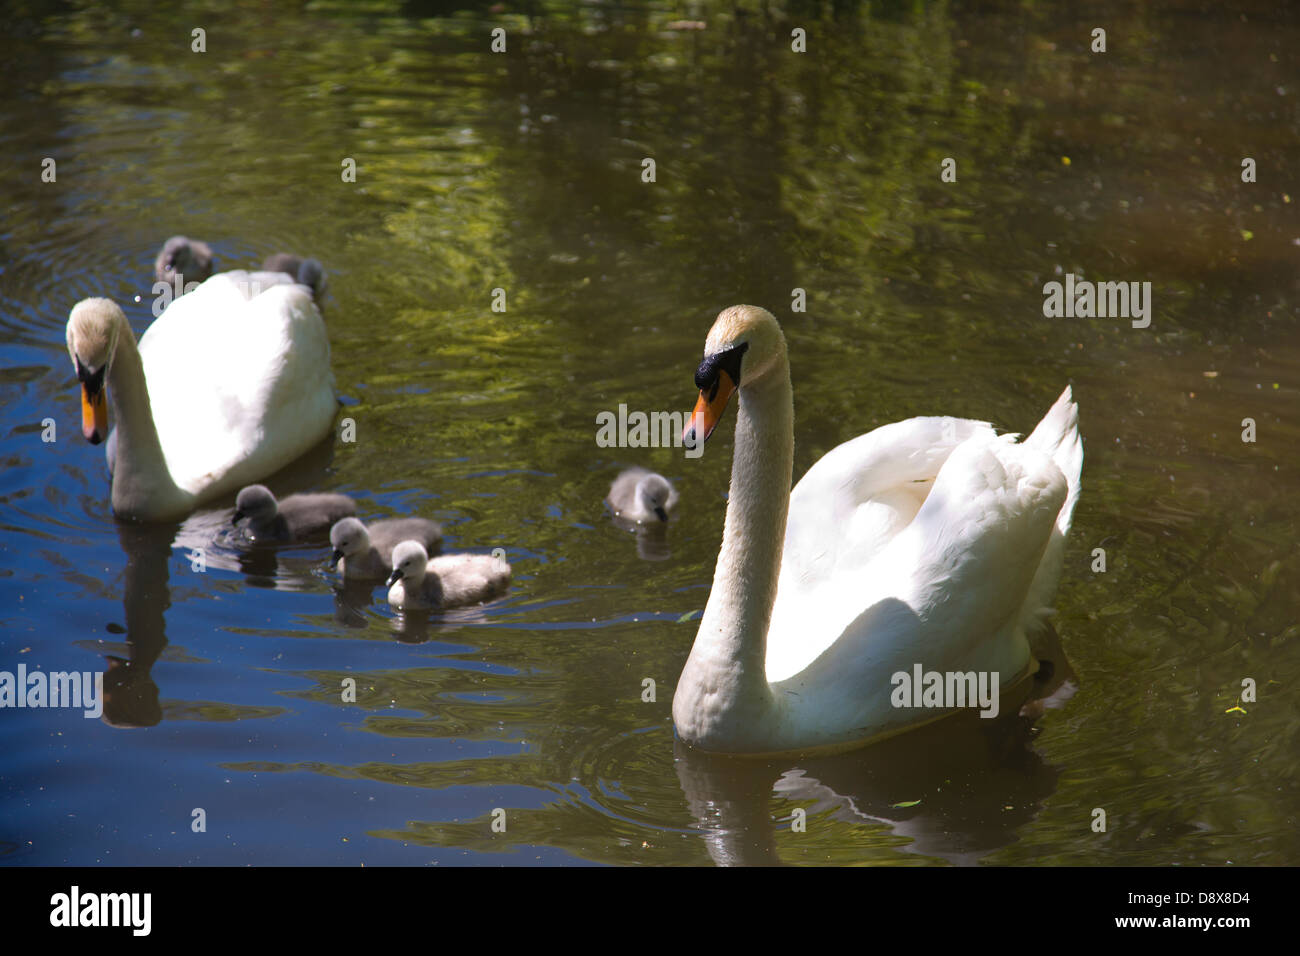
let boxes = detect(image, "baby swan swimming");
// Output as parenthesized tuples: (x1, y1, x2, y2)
(152, 237, 324, 301)
(154, 236, 215, 286)
(386, 541, 511, 610)
(606, 467, 678, 525)
(232, 484, 356, 543)
(328, 516, 444, 579)
(261, 253, 326, 301)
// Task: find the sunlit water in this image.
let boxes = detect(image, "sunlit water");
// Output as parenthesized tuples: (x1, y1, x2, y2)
(1, 0, 1297, 865)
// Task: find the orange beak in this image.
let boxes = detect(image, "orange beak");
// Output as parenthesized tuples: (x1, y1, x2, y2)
(81, 384, 107, 444)
(683, 370, 737, 449)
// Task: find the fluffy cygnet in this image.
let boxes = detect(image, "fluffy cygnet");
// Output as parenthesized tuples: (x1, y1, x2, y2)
(232, 484, 356, 543)
(385, 541, 511, 610)
(328, 516, 444, 579)
(154, 236, 215, 286)
(261, 253, 326, 300)
(606, 467, 678, 524)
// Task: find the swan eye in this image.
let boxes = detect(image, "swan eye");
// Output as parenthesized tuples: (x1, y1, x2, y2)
(695, 342, 748, 399)
(75, 356, 106, 394)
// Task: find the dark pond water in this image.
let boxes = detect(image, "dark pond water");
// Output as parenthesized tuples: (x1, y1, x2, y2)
(1, 0, 1297, 865)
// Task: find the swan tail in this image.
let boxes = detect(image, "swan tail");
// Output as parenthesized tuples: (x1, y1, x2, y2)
(1020, 386, 1083, 634)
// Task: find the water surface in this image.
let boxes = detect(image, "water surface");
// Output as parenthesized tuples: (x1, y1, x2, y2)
(1, 0, 1297, 865)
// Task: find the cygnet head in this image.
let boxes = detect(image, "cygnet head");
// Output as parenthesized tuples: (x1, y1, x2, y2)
(386, 541, 430, 588)
(637, 473, 675, 523)
(154, 236, 215, 284)
(233, 484, 278, 525)
(329, 516, 371, 568)
(66, 298, 126, 444)
(684, 305, 787, 449)
(295, 258, 325, 295)
(262, 253, 326, 298)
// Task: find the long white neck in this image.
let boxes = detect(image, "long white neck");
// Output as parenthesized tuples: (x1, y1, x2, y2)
(675, 363, 793, 747)
(106, 317, 192, 521)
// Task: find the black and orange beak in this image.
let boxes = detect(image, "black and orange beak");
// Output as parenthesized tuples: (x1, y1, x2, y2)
(76, 359, 108, 444)
(683, 369, 737, 449)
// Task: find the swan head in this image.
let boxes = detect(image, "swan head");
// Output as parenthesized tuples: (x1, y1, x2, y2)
(154, 236, 215, 285)
(328, 517, 371, 568)
(233, 484, 278, 526)
(684, 305, 787, 447)
(637, 473, 675, 523)
(66, 297, 125, 444)
(386, 540, 429, 588)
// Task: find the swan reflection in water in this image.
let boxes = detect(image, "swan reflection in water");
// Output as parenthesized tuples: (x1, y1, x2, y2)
(93, 435, 505, 722)
(673, 625, 1078, 866)
(89, 438, 350, 726)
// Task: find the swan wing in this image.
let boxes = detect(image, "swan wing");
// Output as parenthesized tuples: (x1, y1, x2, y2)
(770, 430, 1067, 743)
(767, 414, 1004, 680)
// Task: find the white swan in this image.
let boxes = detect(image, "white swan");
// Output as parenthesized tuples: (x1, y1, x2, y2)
(66, 272, 336, 521)
(672, 306, 1083, 756)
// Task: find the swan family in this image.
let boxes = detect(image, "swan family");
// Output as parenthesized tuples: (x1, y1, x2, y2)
(67, 240, 510, 611)
(65, 246, 1081, 754)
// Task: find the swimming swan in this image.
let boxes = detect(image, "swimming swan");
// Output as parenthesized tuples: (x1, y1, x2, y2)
(672, 305, 1083, 756)
(67, 275, 336, 521)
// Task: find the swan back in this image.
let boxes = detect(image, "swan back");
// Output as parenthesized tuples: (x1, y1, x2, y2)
(764, 427, 1067, 746)
(768, 402, 1076, 693)
(136, 270, 336, 500)
(780, 415, 1001, 592)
